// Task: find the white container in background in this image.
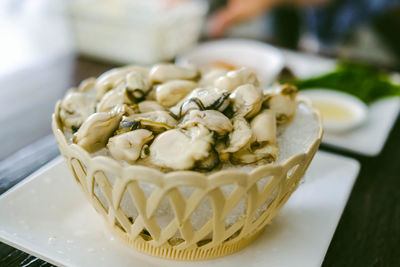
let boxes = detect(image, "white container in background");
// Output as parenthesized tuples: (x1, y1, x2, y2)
(70, 0, 208, 64)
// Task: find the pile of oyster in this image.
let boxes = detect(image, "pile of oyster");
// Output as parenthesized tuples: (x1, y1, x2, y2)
(59, 64, 298, 171)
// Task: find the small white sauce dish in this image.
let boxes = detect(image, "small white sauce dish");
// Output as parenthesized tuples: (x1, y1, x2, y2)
(299, 89, 368, 133)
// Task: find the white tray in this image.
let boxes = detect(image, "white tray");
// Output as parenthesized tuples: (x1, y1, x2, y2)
(0, 151, 359, 267)
(283, 50, 400, 156)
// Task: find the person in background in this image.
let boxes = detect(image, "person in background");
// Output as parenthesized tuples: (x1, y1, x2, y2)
(207, 0, 400, 66)
(208, 0, 326, 37)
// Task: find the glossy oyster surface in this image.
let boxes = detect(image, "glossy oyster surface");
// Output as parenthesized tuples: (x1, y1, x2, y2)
(125, 111, 178, 132)
(73, 107, 123, 153)
(263, 84, 298, 124)
(231, 110, 279, 165)
(148, 125, 213, 170)
(59, 91, 96, 130)
(107, 129, 153, 164)
(181, 110, 233, 137)
(155, 80, 197, 107)
(222, 117, 253, 154)
(149, 64, 198, 83)
(229, 84, 262, 119)
(96, 66, 150, 100)
(199, 68, 228, 87)
(97, 86, 132, 113)
(214, 68, 259, 92)
(170, 87, 230, 118)
(137, 100, 165, 113)
(59, 63, 302, 171)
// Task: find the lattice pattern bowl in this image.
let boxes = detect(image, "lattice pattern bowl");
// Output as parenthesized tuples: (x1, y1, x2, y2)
(52, 100, 322, 260)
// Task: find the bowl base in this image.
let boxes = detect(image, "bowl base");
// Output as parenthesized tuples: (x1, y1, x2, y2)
(110, 226, 264, 261)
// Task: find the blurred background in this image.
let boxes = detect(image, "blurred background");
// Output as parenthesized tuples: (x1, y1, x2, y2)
(1, 0, 400, 160)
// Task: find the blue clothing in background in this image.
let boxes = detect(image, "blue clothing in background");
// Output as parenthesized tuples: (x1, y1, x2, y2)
(306, 0, 400, 44)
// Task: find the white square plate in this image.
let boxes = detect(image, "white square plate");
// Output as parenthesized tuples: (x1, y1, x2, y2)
(0, 151, 359, 267)
(283, 50, 400, 156)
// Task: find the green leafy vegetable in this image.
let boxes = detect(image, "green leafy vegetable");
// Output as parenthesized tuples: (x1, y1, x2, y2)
(288, 62, 400, 103)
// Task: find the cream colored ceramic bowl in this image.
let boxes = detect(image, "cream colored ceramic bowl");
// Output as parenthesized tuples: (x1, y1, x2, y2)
(52, 99, 322, 260)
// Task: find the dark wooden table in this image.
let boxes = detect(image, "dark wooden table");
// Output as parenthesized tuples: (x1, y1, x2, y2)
(1, 58, 399, 267)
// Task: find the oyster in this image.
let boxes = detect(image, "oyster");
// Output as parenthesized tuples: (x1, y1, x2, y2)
(263, 84, 298, 124)
(125, 111, 178, 133)
(251, 110, 277, 145)
(214, 68, 259, 92)
(73, 108, 123, 153)
(77, 77, 96, 92)
(171, 87, 230, 117)
(195, 147, 220, 171)
(96, 66, 149, 100)
(231, 143, 278, 165)
(149, 64, 198, 83)
(145, 87, 156, 101)
(222, 117, 253, 153)
(231, 110, 278, 164)
(97, 74, 153, 113)
(125, 71, 149, 91)
(137, 100, 165, 113)
(214, 139, 230, 162)
(155, 80, 197, 107)
(59, 91, 96, 131)
(229, 84, 263, 119)
(114, 120, 142, 136)
(148, 125, 213, 170)
(199, 68, 228, 87)
(107, 129, 153, 164)
(124, 71, 151, 102)
(57, 63, 305, 171)
(181, 110, 232, 137)
(97, 86, 133, 113)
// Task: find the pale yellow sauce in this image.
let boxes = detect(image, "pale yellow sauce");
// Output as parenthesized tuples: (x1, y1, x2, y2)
(313, 101, 354, 121)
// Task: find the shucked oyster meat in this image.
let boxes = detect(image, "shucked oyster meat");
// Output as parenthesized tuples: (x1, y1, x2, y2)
(181, 110, 233, 137)
(59, 90, 96, 131)
(155, 80, 197, 107)
(199, 68, 228, 87)
(73, 107, 123, 153)
(107, 129, 153, 164)
(60, 63, 300, 171)
(229, 84, 263, 119)
(137, 100, 165, 113)
(231, 110, 278, 164)
(214, 67, 259, 92)
(222, 116, 253, 154)
(171, 87, 230, 118)
(97, 86, 133, 113)
(96, 66, 149, 100)
(124, 111, 178, 133)
(263, 84, 298, 124)
(148, 125, 214, 170)
(251, 110, 277, 145)
(149, 64, 198, 83)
